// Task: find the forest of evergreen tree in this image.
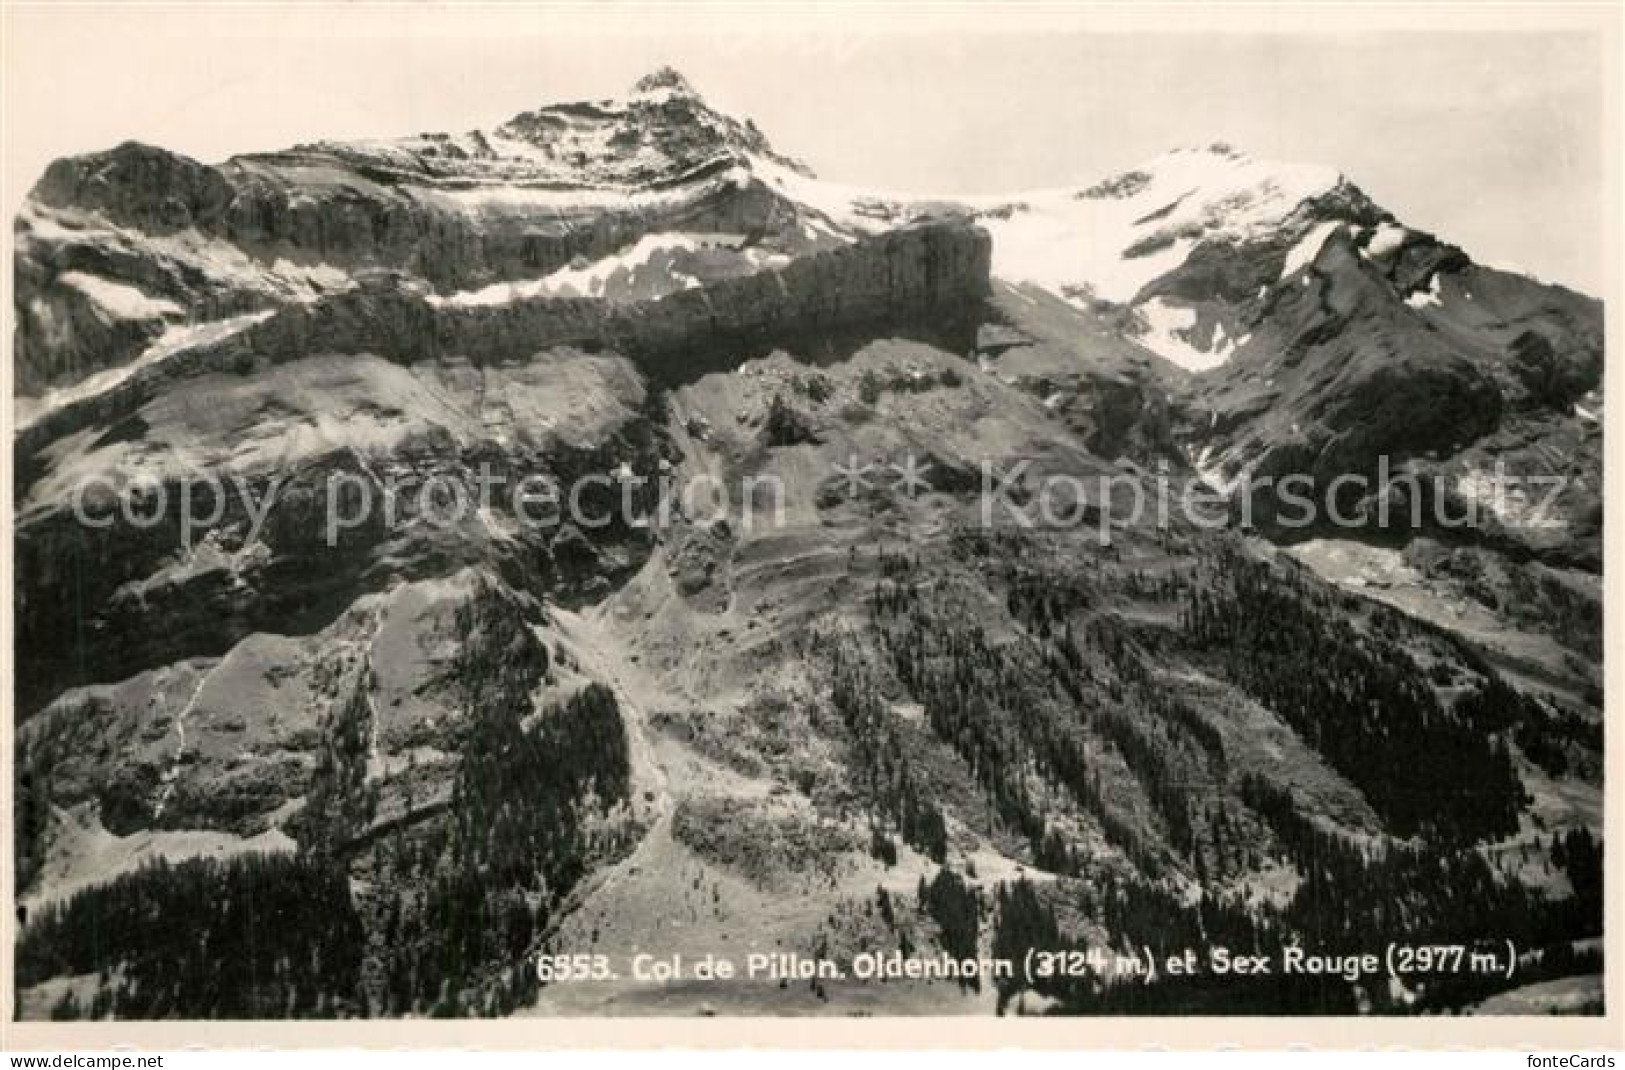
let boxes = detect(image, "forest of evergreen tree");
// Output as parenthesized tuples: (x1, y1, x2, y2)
(16, 683, 631, 1019)
(850, 532, 1602, 1014)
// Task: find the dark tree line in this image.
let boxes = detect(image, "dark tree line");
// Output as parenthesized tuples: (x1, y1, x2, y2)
(987, 871, 1357, 1015)
(17, 682, 633, 1020)
(919, 868, 981, 990)
(1181, 549, 1525, 844)
(825, 636, 949, 863)
(16, 851, 366, 1019)
(850, 530, 1602, 1015)
(1242, 775, 1597, 954)
(365, 681, 632, 1016)
(867, 551, 1223, 876)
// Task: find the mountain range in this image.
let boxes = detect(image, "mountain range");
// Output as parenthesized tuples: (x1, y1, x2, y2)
(11, 68, 1604, 1018)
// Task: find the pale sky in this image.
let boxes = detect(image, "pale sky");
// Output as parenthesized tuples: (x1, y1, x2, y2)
(3, 5, 1614, 292)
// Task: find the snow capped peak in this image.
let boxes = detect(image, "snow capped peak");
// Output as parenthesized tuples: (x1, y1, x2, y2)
(1003, 150, 1349, 302)
(757, 139, 1365, 311)
(631, 66, 700, 100)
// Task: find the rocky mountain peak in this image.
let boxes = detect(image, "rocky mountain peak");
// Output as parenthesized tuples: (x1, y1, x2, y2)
(630, 65, 700, 99)
(476, 64, 816, 187)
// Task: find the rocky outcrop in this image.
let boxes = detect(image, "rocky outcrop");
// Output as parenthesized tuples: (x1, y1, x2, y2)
(15, 393, 671, 717)
(32, 142, 237, 235)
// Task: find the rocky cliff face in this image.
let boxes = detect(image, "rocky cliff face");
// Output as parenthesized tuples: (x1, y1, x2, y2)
(17, 222, 987, 461)
(17, 157, 819, 392)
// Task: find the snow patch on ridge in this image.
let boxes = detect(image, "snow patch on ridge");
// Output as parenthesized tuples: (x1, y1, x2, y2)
(1132, 298, 1228, 373)
(17, 312, 276, 431)
(424, 162, 756, 213)
(58, 272, 183, 321)
(1280, 221, 1343, 280)
(1406, 274, 1443, 310)
(1364, 222, 1409, 258)
(431, 232, 790, 307)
